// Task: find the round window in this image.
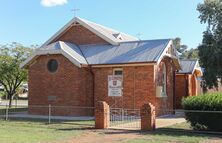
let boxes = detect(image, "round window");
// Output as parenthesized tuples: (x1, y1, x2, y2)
(47, 59, 58, 73)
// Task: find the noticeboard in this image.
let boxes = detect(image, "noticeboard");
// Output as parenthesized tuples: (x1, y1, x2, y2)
(108, 75, 123, 96)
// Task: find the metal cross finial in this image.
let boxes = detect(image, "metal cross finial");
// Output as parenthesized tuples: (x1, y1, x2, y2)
(136, 33, 143, 40)
(71, 8, 80, 17)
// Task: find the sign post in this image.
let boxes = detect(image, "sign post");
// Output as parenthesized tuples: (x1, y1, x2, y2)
(108, 75, 123, 96)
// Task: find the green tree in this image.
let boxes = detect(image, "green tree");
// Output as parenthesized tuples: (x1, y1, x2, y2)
(182, 48, 199, 60)
(0, 42, 33, 107)
(173, 37, 188, 54)
(197, 0, 222, 89)
(173, 37, 199, 59)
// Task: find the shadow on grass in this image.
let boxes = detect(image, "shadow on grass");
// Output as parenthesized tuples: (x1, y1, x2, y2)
(103, 128, 222, 139)
(153, 128, 222, 138)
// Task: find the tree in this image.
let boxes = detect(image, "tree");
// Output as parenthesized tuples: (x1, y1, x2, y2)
(182, 48, 199, 60)
(0, 42, 33, 107)
(173, 37, 188, 55)
(173, 37, 199, 59)
(197, 0, 222, 89)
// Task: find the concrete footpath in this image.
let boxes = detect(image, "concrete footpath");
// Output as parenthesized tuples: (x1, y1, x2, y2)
(156, 115, 186, 128)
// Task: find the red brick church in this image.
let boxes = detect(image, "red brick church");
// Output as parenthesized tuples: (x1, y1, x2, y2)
(21, 17, 183, 116)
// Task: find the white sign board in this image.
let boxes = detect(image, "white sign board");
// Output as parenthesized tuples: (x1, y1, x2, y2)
(108, 75, 123, 96)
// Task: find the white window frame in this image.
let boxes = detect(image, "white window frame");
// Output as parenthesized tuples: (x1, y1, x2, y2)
(113, 68, 123, 75)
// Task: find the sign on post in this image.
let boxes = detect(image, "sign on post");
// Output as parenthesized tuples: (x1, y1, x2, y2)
(108, 75, 123, 96)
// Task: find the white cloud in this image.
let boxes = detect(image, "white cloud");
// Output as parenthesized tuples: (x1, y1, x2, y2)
(41, 0, 68, 7)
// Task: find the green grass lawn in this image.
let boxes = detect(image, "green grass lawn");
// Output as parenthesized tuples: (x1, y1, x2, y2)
(0, 119, 94, 143)
(122, 131, 209, 143)
(121, 122, 222, 143)
(0, 119, 221, 143)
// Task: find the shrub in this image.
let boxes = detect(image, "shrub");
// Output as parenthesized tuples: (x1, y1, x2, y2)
(182, 93, 222, 131)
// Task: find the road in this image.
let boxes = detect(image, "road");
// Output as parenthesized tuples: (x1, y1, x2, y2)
(0, 100, 28, 106)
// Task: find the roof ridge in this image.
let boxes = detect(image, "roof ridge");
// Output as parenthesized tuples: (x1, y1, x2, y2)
(119, 38, 171, 44)
(76, 17, 138, 40)
(79, 38, 172, 47)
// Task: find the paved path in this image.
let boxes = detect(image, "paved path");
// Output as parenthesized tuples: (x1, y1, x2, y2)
(156, 115, 186, 128)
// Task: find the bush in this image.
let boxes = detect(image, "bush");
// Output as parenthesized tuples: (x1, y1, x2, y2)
(182, 93, 222, 131)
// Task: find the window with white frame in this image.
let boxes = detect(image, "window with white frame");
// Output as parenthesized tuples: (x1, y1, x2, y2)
(113, 68, 123, 75)
(162, 63, 167, 96)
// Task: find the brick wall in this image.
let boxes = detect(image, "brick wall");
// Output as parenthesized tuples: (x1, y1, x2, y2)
(28, 54, 175, 116)
(93, 66, 155, 110)
(52, 25, 108, 45)
(175, 74, 188, 109)
(155, 58, 175, 115)
(93, 57, 175, 116)
(28, 54, 94, 116)
(175, 74, 202, 109)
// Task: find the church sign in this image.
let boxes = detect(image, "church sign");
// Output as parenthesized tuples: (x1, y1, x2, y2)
(108, 75, 123, 96)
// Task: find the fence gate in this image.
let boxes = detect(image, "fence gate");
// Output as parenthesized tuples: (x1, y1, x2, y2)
(109, 108, 141, 130)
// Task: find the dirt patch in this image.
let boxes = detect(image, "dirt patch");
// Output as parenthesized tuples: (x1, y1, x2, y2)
(57, 129, 143, 143)
(201, 138, 222, 143)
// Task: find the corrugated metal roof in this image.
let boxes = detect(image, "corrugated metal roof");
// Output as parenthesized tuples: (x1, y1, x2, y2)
(38, 41, 88, 64)
(42, 17, 138, 47)
(177, 60, 197, 74)
(78, 17, 138, 43)
(21, 39, 171, 68)
(80, 39, 171, 65)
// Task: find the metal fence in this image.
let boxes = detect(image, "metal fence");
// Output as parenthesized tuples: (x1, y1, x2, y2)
(108, 107, 222, 134)
(0, 104, 95, 124)
(109, 108, 141, 130)
(1, 104, 222, 134)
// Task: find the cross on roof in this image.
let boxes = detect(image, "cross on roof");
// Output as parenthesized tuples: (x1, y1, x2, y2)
(71, 8, 80, 17)
(136, 33, 143, 40)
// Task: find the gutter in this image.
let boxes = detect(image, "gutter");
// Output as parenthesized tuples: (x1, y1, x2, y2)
(89, 66, 95, 107)
(77, 44, 95, 107)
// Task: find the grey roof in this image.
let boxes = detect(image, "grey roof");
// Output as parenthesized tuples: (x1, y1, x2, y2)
(177, 60, 197, 74)
(42, 17, 138, 47)
(20, 41, 88, 68)
(78, 17, 138, 43)
(38, 41, 88, 64)
(21, 39, 171, 68)
(80, 39, 171, 65)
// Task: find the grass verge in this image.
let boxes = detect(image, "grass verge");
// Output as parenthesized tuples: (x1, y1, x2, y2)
(0, 119, 94, 143)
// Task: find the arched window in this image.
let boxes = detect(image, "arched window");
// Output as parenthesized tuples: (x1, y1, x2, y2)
(162, 63, 167, 96)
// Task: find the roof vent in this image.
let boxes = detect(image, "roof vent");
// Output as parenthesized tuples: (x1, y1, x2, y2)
(113, 33, 122, 40)
(71, 22, 80, 26)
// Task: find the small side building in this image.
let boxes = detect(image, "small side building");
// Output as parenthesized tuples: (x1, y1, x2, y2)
(175, 60, 203, 109)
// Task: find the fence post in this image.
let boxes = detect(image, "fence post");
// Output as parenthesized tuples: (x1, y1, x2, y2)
(140, 103, 156, 131)
(121, 108, 124, 121)
(95, 101, 110, 129)
(5, 104, 8, 121)
(48, 104, 51, 124)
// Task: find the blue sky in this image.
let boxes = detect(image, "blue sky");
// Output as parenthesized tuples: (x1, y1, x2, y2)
(0, 0, 206, 48)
